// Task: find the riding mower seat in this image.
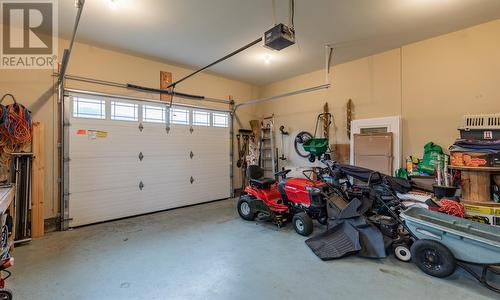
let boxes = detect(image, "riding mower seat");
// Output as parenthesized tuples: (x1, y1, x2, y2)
(247, 165, 275, 189)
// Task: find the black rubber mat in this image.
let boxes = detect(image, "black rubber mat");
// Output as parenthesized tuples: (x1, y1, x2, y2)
(357, 224, 386, 258)
(305, 222, 361, 260)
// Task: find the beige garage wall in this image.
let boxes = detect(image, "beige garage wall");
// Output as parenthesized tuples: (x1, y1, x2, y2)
(0, 38, 259, 219)
(402, 19, 500, 158)
(255, 49, 402, 170)
(255, 19, 500, 171)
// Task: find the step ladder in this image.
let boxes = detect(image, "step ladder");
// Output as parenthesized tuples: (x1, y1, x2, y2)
(259, 116, 276, 179)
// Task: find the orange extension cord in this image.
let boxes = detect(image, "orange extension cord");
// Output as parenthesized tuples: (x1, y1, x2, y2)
(438, 199, 465, 218)
(0, 94, 32, 166)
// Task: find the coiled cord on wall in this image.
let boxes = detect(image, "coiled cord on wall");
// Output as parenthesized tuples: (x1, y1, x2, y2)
(0, 94, 32, 166)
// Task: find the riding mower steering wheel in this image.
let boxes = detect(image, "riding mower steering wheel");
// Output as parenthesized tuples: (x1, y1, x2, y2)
(275, 169, 291, 179)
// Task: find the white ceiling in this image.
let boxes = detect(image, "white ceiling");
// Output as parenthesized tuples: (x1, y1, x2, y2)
(59, 0, 500, 86)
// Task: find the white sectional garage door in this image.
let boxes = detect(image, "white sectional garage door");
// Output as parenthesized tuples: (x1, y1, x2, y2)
(66, 93, 231, 227)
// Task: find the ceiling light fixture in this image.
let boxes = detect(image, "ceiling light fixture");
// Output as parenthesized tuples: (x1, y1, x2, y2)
(264, 54, 271, 64)
(108, 0, 118, 10)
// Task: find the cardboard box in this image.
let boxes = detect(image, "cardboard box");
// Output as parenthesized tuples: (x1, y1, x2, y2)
(450, 151, 500, 167)
(463, 203, 499, 227)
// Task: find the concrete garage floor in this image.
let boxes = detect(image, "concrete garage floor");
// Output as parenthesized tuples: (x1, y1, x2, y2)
(10, 199, 498, 299)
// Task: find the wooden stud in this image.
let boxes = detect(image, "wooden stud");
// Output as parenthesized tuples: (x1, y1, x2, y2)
(31, 122, 45, 237)
(160, 71, 173, 102)
(3, 188, 15, 251)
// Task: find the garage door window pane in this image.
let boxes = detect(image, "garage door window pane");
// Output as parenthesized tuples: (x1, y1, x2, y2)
(143, 105, 166, 123)
(170, 108, 189, 125)
(111, 101, 138, 121)
(212, 113, 228, 127)
(73, 98, 105, 119)
(193, 110, 210, 126)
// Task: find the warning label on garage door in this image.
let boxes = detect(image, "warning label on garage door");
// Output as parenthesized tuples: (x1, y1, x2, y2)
(76, 129, 108, 139)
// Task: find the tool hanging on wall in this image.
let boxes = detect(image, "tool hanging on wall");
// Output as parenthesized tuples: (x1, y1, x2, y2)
(0, 94, 32, 172)
(236, 129, 254, 188)
(322, 103, 331, 139)
(322, 102, 334, 160)
(347, 99, 353, 140)
(249, 120, 261, 143)
(236, 134, 242, 167)
(236, 129, 253, 168)
(279, 125, 289, 161)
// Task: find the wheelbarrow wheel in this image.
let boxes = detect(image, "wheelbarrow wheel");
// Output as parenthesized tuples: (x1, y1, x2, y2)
(411, 239, 456, 278)
(292, 212, 313, 236)
(308, 154, 316, 163)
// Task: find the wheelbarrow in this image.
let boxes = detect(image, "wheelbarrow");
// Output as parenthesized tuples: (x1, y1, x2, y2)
(358, 172, 500, 293)
(400, 207, 500, 293)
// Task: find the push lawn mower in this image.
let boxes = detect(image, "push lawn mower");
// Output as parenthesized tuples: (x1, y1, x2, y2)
(313, 161, 500, 293)
(237, 165, 330, 236)
(311, 160, 415, 261)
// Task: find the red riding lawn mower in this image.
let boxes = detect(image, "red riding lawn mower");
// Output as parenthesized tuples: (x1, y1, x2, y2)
(237, 165, 329, 236)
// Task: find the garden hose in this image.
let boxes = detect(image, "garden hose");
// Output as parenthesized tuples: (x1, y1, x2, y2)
(294, 131, 312, 158)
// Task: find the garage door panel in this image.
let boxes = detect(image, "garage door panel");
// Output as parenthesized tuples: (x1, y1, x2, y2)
(69, 187, 143, 226)
(191, 144, 230, 155)
(141, 124, 190, 134)
(70, 123, 141, 138)
(138, 130, 192, 154)
(69, 158, 141, 193)
(139, 142, 192, 156)
(191, 127, 229, 137)
(139, 182, 200, 209)
(191, 179, 230, 200)
(140, 154, 189, 164)
(67, 95, 230, 227)
(69, 135, 146, 158)
(191, 139, 229, 154)
(193, 158, 229, 173)
(139, 171, 192, 186)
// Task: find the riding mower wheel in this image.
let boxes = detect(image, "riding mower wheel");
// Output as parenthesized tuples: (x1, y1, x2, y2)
(237, 196, 256, 221)
(0, 289, 12, 300)
(292, 212, 313, 236)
